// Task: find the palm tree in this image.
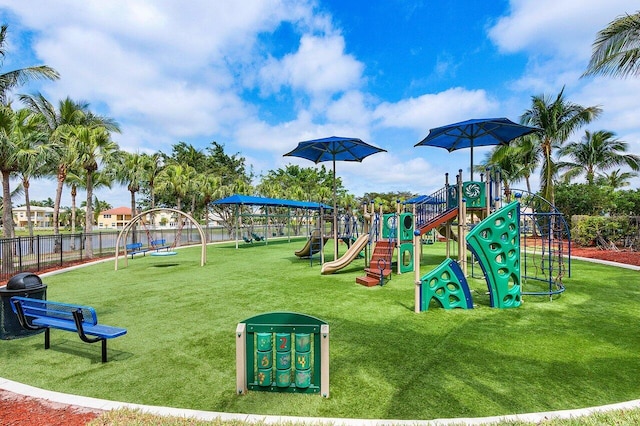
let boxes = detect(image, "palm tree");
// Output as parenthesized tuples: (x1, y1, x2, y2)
(0, 23, 58, 241)
(520, 88, 602, 205)
(20, 94, 120, 238)
(595, 169, 638, 189)
(197, 173, 221, 241)
(0, 25, 59, 105)
(20, 95, 90, 237)
(65, 168, 112, 248)
(583, 11, 640, 78)
(115, 151, 147, 239)
(64, 169, 85, 236)
(0, 107, 44, 239)
(14, 109, 48, 240)
(81, 196, 112, 226)
(0, 105, 20, 239)
(70, 126, 120, 258)
(558, 130, 640, 185)
(156, 163, 194, 211)
(142, 152, 163, 210)
(479, 145, 530, 202)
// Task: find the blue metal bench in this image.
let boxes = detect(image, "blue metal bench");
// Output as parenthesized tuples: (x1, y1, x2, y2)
(10, 296, 127, 363)
(126, 242, 149, 258)
(150, 239, 171, 252)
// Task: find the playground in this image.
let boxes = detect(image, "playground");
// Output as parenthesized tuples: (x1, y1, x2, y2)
(1, 239, 640, 422)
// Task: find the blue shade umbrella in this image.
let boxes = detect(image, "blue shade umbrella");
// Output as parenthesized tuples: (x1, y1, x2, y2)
(415, 118, 539, 180)
(284, 136, 387, 259)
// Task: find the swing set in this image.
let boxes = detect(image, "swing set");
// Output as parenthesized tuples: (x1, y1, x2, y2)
(114, 208, 207, 270)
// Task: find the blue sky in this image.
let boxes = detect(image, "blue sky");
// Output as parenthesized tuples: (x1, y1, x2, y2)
(1, 0, 639, 208)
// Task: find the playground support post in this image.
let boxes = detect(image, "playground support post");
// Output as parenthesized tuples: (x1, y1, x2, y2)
(396, 200, 401, 275)
(445, 173, 451, 259)
(414, 210, 421, 313)
(456, 171, 468, 275)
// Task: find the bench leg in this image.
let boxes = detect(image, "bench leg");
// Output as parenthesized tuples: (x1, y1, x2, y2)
(101, 339, 108, 363)
(44, 328, 50, 350)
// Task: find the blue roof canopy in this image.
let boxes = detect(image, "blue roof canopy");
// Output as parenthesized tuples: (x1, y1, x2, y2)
(404, 195, 444, 204)
(212, 194, 332, 210)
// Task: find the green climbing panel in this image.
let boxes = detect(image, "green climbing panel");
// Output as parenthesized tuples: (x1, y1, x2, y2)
(399, 243, 413, 273)
(466, 201, 521, 309)
(419, 258, 473, 311)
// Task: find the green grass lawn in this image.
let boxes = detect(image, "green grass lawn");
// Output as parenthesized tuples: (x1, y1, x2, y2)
(1, 239, 639, 422)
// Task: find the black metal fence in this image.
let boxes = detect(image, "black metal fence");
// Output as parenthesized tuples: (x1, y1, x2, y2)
(0, 226, 230, 283)
(0, 224, 310, 283)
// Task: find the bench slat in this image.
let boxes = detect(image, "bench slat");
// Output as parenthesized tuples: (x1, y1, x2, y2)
(32, 318, 126, 338)
(10, 298, 98, 326)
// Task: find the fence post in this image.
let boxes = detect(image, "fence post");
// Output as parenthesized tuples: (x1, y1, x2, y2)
(17, 236, 23, 270)
(37, 235, 41, 270)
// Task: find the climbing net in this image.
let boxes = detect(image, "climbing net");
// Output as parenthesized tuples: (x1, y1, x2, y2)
(514, 190, 570, 299)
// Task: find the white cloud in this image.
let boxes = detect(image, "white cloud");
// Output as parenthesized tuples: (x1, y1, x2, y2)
(373, 88, 499, 132)
(325, 91, 373, 127)
(489, 0, 637, 97)
(258, 34, 364, 95)
(489, 0, 633, 60)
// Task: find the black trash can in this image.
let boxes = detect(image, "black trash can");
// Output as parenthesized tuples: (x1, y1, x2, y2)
(0, 272, 47, 340)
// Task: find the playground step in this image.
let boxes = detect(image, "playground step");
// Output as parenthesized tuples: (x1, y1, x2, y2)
(356, 266, 392, 287)
(355, 275, 380, 287)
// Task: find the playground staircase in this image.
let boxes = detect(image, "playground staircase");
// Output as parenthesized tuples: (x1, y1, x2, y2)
(356, 239, 394, 287)
(417, 207, 458, 235)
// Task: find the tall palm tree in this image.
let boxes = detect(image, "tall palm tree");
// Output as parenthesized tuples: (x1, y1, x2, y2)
(558, 130, 640, 184)
(65, 168, 111, 248)
(595, 169, 638, 189)
(197, 173, 221, 241)
(0, 25, 59, 105)
(70, 126, 120, 258)
(14, 109, 48, 240)
(0, 106, 43, 239)
(156, 163, 195, 211)
(583, 11, 640, 78)
(115, 151, 147, 239)
(64, 169, 85, 236)
(479, 145, 530, 202)
(520, 88, 602, 205)
(0, 23, 58, 241)
(20, 94, 120, 237)
(143, 152, 163, 210)
(0, 105, 20, 239)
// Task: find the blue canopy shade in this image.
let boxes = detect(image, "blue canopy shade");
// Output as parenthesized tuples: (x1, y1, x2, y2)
(212, 194, 332, 210)
(284, 136, 386, 260)
(283, 136, 387, 164)
(415, 117, 539, 179)
(415, 118, 538, 152)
